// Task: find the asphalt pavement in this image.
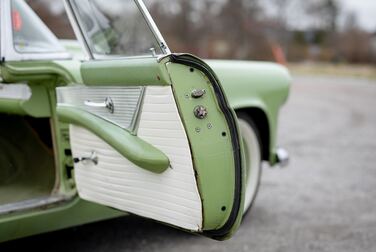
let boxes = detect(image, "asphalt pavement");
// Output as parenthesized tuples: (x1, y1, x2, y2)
(2, 75, 376, 252)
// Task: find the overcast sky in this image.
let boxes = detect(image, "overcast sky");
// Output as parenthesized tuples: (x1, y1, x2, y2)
(339, 0, 376, 31)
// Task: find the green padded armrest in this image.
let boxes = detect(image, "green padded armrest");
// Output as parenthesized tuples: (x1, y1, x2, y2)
(57, 106, 170, 174)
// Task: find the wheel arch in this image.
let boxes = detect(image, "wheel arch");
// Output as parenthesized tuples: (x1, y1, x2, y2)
(235, 107, 270, 162)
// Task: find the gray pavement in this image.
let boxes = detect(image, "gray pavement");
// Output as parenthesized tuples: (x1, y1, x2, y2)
(2, 75, 376, 251)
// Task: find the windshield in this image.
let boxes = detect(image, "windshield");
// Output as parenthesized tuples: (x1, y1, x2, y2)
(70, 0, 164, 58)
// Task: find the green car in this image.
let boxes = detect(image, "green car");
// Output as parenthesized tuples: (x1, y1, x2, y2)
(0, 0, 290, 242)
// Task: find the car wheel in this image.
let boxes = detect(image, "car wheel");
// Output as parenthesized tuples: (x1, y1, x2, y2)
(237, 113, 262, 215)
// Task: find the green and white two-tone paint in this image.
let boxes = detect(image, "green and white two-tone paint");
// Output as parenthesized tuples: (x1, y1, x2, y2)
(0, 0, 290, 243)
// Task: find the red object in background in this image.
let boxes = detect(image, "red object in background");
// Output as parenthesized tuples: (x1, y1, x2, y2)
(12, 10, 23, 31)
(271, 43, 287, 65)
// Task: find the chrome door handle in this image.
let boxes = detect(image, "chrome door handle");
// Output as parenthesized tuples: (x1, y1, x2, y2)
(84, 97, 114, 114)
(73, 151, 98, 165)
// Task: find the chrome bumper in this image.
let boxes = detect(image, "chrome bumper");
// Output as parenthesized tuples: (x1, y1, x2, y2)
(276, 148, 290, 167)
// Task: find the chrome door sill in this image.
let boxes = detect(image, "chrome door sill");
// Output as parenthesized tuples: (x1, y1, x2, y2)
(0, 195, 71, 216)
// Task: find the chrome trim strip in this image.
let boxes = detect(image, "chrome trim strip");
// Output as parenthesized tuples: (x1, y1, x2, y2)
(0, 0, 7, 60)
(63, 0, 93, 60)
(90, 54, 167, 61)
(135, 0, 171, 54)
(129, 86, 145, 133)
(0, 195, 71, 216)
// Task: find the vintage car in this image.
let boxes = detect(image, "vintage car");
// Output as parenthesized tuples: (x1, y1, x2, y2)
(0, 0, 290, 242)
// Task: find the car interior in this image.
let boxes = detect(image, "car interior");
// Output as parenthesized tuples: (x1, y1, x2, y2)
(0, 0, 73, 214)
(0, 114, 56, 207)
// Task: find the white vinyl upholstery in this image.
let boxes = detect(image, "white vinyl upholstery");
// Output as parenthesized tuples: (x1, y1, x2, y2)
(70, 86, 203, 231)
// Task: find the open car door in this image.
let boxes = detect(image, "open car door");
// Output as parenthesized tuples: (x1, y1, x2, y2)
(60, 0, 245, 240)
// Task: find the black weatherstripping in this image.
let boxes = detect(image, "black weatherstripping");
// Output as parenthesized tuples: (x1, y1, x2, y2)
(170, 54, 243, 240)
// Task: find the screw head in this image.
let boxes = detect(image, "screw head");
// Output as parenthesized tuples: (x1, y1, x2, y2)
(194, 105, 208, 119)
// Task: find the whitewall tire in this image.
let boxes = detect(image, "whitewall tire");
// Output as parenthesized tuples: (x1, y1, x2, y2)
(238, 114, 262, 214)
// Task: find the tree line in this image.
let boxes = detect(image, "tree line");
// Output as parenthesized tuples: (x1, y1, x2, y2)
(29, 0, 376, 64)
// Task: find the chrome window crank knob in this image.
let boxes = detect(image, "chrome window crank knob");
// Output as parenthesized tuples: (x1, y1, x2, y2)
(74, 151, 98, 165)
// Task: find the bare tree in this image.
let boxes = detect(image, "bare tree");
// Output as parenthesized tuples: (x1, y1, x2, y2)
(339, 12, 373, 63)
(25, 0, 374, 64)
(306, 0, 339, 31)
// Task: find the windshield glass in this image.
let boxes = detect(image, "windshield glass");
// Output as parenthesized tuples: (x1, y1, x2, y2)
(70, 0, 164, 58)
(12, 0, 66, 54)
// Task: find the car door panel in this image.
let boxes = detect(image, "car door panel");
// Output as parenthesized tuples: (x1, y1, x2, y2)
(64, 86, 203, 231)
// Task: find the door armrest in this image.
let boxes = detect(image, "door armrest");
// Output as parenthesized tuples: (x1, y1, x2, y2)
(57, 106, 170, 174)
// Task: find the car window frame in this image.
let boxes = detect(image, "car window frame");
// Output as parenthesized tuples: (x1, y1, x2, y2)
(64, 0, 171, 61)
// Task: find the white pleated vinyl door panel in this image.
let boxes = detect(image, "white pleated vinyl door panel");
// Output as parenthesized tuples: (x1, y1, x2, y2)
(70, 86, 203, 231)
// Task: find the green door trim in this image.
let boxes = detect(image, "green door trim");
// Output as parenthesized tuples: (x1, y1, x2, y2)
(170, 54, 244, 240)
